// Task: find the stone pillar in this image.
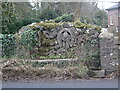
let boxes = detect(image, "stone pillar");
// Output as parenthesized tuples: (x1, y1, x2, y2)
(100, 31, 118, 72)
(118, 3, 120, 75)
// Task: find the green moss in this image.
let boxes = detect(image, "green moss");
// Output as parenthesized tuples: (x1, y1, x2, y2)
(74, 21, 101, 32)
(29, 21, 101, 33)
(38, 30, 46, 41)
(37, 32, 55, 56)
(39, 46, 50, 52)
(74, 21, 87, 29)
(86, 25, 92, 29)
(42, 38, 54, 46)
(44, 20, 55, 23)
(29, 25, 36, 29)
(29, 21, 61, 30)
(38, 36, 54, 55)
(93, 26, 102, 32)
(38, 23, 60, 30)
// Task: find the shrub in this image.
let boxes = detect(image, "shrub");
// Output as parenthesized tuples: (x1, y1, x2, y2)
(2, 17, 41, 34)
(54, 13, 75, 22)
(19, 30, 37, 51)
(14, 29, 39, 59)
(80, 16, 92, 24)
(0, 34, 16, 58)
(39, 8, 58, 20)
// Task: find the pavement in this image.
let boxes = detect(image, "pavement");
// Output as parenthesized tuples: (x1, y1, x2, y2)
(2, 79, 118, 88)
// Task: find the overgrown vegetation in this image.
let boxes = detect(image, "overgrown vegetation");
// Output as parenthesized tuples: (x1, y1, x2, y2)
(1, 20, 102, 59)
(0, 34, 16, 58)
(39, 8, 58, 20)
(74, 21, 102, 31)
(54, 13, 74, 22)
(3, 59, 89, 81)
(30, 20, 60, 30)
(19, 30, 37, 51)
(2, 2, 41, 34)
(1, 2, 107, 34)
(1, 2, 118, 82)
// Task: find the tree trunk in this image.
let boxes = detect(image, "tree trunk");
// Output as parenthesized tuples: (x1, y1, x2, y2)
(74, 2, 82, 22)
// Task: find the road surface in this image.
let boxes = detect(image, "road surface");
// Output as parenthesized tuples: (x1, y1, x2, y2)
(2, 79, 118, 88)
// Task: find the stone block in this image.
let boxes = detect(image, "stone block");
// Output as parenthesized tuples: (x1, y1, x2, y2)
(92, 70, 105, 78)
(88, 29, 97, 35)
(62, 23, 71, 28)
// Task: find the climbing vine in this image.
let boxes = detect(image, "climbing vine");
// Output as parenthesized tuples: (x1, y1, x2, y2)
(19, 30, 37, 51)
(0, 34, 16, 58)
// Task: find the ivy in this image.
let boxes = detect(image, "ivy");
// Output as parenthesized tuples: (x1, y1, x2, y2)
(19, 30, 37, 51)
(0, 34, 16, 58)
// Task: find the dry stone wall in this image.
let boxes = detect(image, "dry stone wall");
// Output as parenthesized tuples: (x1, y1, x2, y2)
(16, 22, 101, 69)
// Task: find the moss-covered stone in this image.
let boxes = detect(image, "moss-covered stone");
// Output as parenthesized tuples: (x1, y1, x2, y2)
(93, 26, 102, 32)
(37, 31, 55, 56)
(29, 21, 61, 30)
(74, 21, 101, 32)
(74, 21, 87, 29)
(17, 20, 101, 59)
(86, 25, 92, 29)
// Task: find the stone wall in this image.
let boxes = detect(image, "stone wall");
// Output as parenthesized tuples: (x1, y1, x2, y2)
(15, 21, 120, 73)
(45, 23, 101, 68)
(100, 29, 118, 72)
(17, 22, 101, 67)
(17, 22, 119, 72)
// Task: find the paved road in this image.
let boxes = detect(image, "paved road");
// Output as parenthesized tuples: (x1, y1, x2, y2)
(2, 79, 118, 88)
